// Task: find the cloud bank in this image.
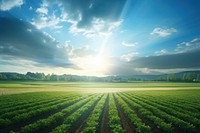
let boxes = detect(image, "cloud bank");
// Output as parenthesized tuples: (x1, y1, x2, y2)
(58, 0, 126, 28)
(131, 49, 200, 69)
(56, 0, 127, 37)
(175, 38, 200, 53)
(0, 16, 73, 67)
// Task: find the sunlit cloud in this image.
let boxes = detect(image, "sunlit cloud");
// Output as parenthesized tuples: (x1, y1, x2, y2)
(120, 52, 139, 62)
(154, 49, 168, 56)
(0, 0, 24, 11)
(32, 1, 63, 29)
(150, 27, 177, 37)
(29, 6, 33, 10)
(32, 14, 63, 29)
(121, 41, 138, 47)
(175, 38, 200, 53)
(68, 45, 96, 58)
(36, 7, 48, 15)
(69, 18, 122, 38)
(55, 0, 125, 37)
(0, 17, 73, 67)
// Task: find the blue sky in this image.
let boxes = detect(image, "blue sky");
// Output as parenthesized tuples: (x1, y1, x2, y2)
(0, 0, 200, 76)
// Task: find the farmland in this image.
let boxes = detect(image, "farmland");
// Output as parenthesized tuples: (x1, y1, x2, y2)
(0, 82, 200, 133)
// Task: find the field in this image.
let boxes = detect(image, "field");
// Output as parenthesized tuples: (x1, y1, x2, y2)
(0, 82, 200, 133)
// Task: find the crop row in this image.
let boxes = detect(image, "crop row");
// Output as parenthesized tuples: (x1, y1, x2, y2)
(0, 93, 71, 110)
(118, 93, 173, 132)
(1, 91, 199, 133)
(121, 93, 196, 132)
(0, 95, 66, 115)
(114, 93, 151, 132)
(129, 93, 200, 123)
(134, 93, 200, 115)
(0, 94, 90, 129)
(51, 94, 103, 133)
(134, 92, 200, 113)
(108, 94, 124, 133)
(0, 95, 78, 119)
(81, 94, 107, 133)
(20, 94, 98, 133)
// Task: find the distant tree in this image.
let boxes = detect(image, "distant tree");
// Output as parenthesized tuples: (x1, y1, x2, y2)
(45, 74, 51, 80)
(0, 74, 7, 80)
(156, 76, 166, 81)
(182, 72, 197, 82)
(35, 72, 45, 80)
(50, 74, 58, 81)
(167, 74, 176, 81)
(26, 72, 37, 80)
(197, 74, 200, 81)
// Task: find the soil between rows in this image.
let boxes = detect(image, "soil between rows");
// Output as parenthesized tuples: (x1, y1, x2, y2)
(113, 94, 135, 133)
(99, 94, 109, 133)
(69, 95, 103, 133)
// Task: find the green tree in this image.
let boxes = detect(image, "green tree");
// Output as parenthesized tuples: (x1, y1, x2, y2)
(167, 74, 176, 81)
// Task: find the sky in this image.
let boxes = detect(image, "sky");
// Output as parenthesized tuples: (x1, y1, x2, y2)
(0, 0, 200, 76)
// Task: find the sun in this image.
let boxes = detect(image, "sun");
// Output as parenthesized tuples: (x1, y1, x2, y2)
(84, 55, 109, 72)
(72, 54, 110, 76)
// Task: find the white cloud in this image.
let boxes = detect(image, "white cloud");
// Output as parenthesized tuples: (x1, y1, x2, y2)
(32, 0, 124, 37)
(120, 30, 127, 33)
(32, 13, 63, 29)
(175, 38, 200, 53)
(120, 52, 139, 62)
(29, 6, 33, 10)
(69, 18, 122, 38)
(56, 42, 96, 60)
(150, 27, 177, 37)
(155, 38, 200, 56)
(0, 17, 74, 68)
(135, 68, 151, 74)
(67, 45, 96, 58)
(54, 0, 125, 38)
(0, 0, 24, 11)
(35, 0, 48, 14)
(122, 41, 138, 47)
(89, 3, 93, 9)
(155, 49, 168, 56)
(32, 1, 63, 29)
(36, 7, 48, 14)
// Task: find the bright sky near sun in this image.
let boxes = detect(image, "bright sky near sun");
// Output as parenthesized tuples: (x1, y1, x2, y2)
(0, 0, 200, 76)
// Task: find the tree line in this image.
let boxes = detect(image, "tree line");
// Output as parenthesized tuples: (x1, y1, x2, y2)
(0, 72, 200, 82)
(0, 72, 107, 82)
(156, 72, 200, 82)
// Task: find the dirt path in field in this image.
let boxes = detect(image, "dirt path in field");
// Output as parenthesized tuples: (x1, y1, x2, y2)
(113, 94, 135, 133)
(99, 94, 109, 133)
(1, 87, 200, 95)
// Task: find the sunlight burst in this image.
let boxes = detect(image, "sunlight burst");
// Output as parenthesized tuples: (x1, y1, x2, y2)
(83, 55, 109, 72)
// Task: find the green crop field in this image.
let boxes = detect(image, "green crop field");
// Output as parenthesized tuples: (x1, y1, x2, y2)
(0, 82, 200, 133)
